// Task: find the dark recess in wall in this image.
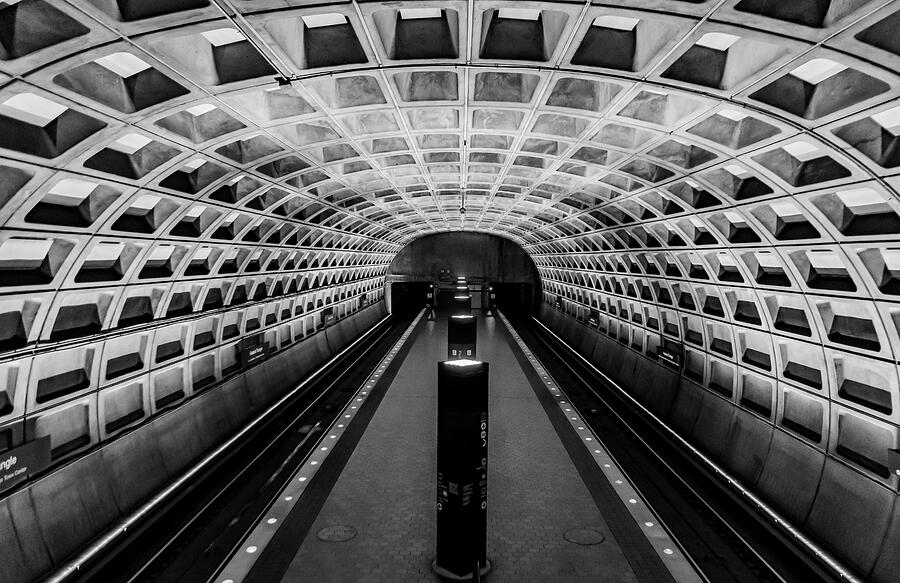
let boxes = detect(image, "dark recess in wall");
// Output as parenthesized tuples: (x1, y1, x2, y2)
(386, 232, 541, 312)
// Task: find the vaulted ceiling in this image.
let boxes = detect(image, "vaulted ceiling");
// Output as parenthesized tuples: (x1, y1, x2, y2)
(2, 1, 900, 504)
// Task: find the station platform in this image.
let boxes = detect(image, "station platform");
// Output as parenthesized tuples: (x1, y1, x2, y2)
(216, 310, 699, 583)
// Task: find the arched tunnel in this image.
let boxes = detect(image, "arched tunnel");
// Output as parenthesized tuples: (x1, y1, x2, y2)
(0, 1, 899, 582)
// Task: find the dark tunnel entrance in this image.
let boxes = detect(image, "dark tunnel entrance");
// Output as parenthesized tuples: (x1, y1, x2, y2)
(385, 232, 542, 315)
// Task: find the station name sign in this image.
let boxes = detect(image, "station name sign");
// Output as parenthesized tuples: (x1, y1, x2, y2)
(658, 341, 683, 372)
(238, 333, 269, 368)
(0, 437, 51, 495)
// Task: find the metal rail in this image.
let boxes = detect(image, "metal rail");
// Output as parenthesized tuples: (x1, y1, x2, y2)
(127, 318, 398, 583)
(125, 421, 322, 583)
(45, 313, 393, 583)
(521, 313, 859, 583)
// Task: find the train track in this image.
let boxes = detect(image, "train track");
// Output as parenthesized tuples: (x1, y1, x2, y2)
(68, 314, 412, 583)
(509, 313, 842, 583)
(65, 307, 844, 583)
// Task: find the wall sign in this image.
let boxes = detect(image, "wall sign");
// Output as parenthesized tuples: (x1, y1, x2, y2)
(238, 333, 269, 368)
(0, 437, 51, 495)
(659, 340, 683, 371)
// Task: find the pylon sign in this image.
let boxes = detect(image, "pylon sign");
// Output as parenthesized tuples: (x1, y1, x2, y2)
(434, 360, 490, 580)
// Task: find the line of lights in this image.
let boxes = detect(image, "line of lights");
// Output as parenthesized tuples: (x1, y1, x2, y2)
(214, 309, 426, 583)
(497, 312, 704, 583)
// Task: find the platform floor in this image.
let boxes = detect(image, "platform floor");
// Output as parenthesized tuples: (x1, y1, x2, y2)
(256, 311, 671, 582)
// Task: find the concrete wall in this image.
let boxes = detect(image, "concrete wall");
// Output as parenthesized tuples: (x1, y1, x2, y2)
(0, 302, 386, 583)
(537, 303, 900, 583)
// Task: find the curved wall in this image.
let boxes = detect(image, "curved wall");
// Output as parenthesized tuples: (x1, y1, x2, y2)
(0, 1, 898, 581)
(538, 301, 899, 583)
(0, 301, 386, 583)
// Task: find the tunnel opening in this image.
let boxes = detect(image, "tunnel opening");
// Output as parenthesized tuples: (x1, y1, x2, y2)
(385, 231, 541, 315)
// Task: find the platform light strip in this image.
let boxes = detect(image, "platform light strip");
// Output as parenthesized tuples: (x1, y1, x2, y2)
(497, 311, 704, 583)
(214, 309, 425, 583)
(528, 314, 863, 583)
(43, 310, 394, 583)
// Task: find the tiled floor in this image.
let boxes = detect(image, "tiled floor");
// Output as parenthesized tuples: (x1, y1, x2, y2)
(278, 311, 640, 582)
